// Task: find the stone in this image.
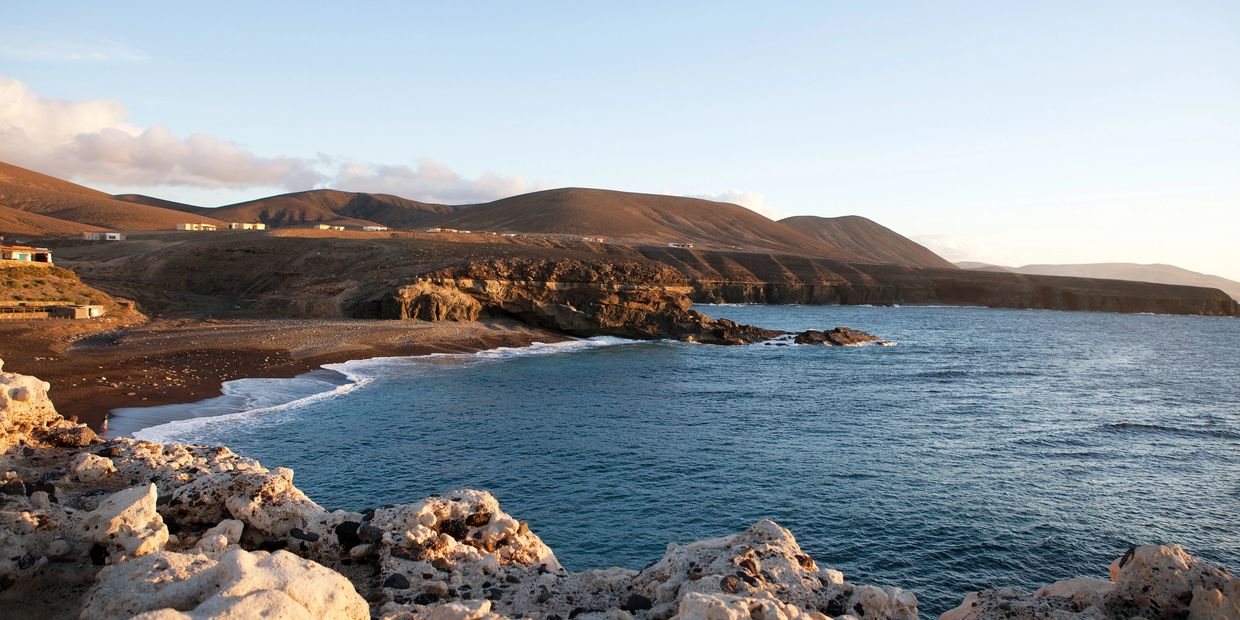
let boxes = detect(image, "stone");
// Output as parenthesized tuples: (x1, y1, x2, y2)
(166, 467, 325, 540)
(81, 547, 368, 620)
(72, 451, 117, 482)
(80, 483, 168, 558)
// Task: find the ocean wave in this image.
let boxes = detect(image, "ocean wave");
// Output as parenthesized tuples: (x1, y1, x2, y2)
(129, 336, 641, 443)
(1100, 421, 1240, 441)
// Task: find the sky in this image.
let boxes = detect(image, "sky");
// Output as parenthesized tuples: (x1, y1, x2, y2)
(2, 1, 1238, 279)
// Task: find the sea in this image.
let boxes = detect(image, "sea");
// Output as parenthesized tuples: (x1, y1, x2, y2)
(113, 305, 1240, 616)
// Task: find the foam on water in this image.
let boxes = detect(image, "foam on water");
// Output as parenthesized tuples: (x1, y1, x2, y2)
(125, 336, 638, 443)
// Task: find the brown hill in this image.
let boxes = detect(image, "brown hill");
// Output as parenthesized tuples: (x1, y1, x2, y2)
(779, 215, 955, 269)
(113, 193, 212, 216)
(205, 189, 454, 228)
(0, 161, 224, 232)
(436, 188, 862, 259)
(0, 204, 104, 236)
(1010, 263, 1240, 302)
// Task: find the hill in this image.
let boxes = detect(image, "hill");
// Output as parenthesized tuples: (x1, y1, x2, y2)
(1012, 263, 1240, 301)
(205, 189, 454, 228)
(779, 215, 955, 268)
(0, 161, 224, 232)
(435, 188, 862, 259)
(113, 193, 212, 216)
(0, 204, 104, 236)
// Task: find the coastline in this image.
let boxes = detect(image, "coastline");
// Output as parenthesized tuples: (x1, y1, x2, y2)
(0, 317, 568, 430)
(115, 335, 642, 443)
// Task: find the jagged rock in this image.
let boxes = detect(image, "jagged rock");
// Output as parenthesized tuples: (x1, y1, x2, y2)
(941, 544, 1237, 620)
(80, 483, 168, 558)
(72, 451, 117, 482)
(166, 467, 325, 540)
(45, 423, 99, 447)
(793, 328, 882, 346)
(677, 591, 843, 620)
(195, 519, 245, 552)
(0, 358, 61, 453)
(355, 260, 784, 345)
(81, 547, 368, 620)
(629, 520, 916, 620)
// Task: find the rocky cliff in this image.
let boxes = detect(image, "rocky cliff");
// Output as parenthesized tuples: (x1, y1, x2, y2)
(347, 258, 865, 346)
(2, 359, 1237, 619)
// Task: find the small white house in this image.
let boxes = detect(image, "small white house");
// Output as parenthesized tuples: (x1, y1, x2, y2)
(363, 226, 389, 232)
(668, 242, 695, 249)
(83, 232, 126, 241)
(176, 223, 217, 231)
(228, 222, 267, 230)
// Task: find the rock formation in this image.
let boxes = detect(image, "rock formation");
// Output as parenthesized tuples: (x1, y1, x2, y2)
(351, 258, 890, 347)
(0, 357, 1235, 619)
(942, 544, 1239, 619)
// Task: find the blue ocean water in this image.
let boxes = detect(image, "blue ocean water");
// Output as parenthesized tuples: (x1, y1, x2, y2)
(125, 306, 1240, 615)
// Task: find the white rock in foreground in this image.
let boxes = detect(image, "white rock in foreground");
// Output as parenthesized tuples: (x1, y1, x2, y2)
(81, 483, 169, 558)
(81, 547, 369, 620)
(941, 544, 1238, 619)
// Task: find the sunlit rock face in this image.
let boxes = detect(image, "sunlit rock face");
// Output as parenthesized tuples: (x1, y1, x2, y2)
(941, 544, 1238, 620)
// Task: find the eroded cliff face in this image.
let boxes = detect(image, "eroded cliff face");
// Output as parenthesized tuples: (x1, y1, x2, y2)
(349, 259, 784, 345)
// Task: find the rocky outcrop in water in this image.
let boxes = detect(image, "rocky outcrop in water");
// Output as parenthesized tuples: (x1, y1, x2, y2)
(1, 359, 1235, 619)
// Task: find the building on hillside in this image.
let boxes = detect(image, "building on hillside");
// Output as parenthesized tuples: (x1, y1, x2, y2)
(176, 223, 218, 231)
(0, 245, 53, 265)
(50, 305, 106, 319)
(363, 225, 389, 232)
(315, 224, 346, 231)
(83, 232, 126, 241)
(227, 222, 267, 230)
(425, 227, 462, 233)
(668, 242, 695, 249)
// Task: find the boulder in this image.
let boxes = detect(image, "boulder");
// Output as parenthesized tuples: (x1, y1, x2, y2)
(80, 483, 168, 558)
(166, 467, 325, 540)
(72, 452, 117, 482)
(81, 547, 368, 620)
(0, 358, 61, 453)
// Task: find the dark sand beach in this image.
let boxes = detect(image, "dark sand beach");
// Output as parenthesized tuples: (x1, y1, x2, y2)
(0, 317, 566, 429)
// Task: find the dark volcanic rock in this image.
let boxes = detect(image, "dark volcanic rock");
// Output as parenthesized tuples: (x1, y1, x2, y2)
(794, 327, 882, 346)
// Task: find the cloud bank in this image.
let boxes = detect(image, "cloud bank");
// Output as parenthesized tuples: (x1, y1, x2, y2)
(0, 75, 541, 204)
(691, 189, 782, 219)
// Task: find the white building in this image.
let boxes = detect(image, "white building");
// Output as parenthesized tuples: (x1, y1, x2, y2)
(83, 232, 126, 241)
(176, 223, 218, 231)
(363, 225, 389, 232)
(227, 222, 267, 230)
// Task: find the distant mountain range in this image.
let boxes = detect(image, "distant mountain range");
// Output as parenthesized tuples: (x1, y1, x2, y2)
(0, 160, 955, 269)
(958, 261, 1240, 301)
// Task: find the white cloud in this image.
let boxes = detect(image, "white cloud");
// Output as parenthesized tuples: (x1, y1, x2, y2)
(0, 74, 324, 190)
(334, 160, 545, 204)
(691, 189, 782, 219)
(0, 74, 538, 203)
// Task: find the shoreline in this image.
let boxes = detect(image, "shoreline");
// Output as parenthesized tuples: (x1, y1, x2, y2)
(113, 335, 640, 442)
(0, 317, 569, 430)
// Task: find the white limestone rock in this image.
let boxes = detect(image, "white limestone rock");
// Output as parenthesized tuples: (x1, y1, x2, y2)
(80, 483, 169, 558)
(630, 520, 916, 620)
(166, 467, 325, 540)
(0, 358, 61, 453)
(81, 547, 369, 620)
(676, 591, 845, 620)
(72, 451, 117, 482)
(194, 519, 245, 552)
(941, 544, 1237, 620)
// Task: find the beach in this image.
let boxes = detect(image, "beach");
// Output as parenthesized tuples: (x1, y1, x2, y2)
(0, 317, 566, 429)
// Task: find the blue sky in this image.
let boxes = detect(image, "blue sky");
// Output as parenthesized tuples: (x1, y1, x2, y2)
(2, 1, 1238, 279)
